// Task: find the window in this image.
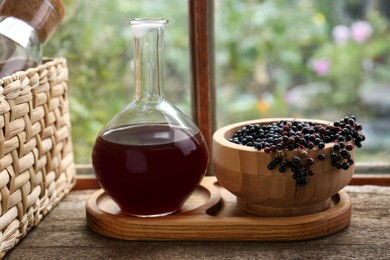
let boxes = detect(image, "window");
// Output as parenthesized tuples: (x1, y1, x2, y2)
(214, 0, 390, 166)
(45, 0, 389, 177)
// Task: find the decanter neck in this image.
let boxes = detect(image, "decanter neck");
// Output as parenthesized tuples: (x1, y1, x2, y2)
(130, 19, 168, 102)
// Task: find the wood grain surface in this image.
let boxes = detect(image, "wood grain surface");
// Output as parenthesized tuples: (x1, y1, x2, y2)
(4, 181, 390, 260)
(85, 177, 351, 241)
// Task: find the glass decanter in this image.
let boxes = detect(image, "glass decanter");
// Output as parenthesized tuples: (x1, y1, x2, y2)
(92, 18, 209, 217)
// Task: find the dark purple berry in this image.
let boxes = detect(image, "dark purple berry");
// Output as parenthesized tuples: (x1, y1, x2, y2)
(307, 158, 315, 165)
(279, 166, 286, 173)
(293, 156, 301, 164)
(342, 162, 350, 170)
(268, 162, 276, 170)
(227, 116, 364, 186)
(318, 153, 326, 161)
(331, 152, 338, 161)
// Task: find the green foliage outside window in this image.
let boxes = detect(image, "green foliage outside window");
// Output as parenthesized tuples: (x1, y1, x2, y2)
(44, 0, 190, 162)
(215, 0, 390, 162)
(42, 0, 390, 163)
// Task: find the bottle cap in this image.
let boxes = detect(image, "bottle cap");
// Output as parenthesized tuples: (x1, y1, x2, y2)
(0, 0, 65, 43)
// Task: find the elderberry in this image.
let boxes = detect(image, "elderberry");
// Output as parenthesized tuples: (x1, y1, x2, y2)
(307, 158, 315, 165)
(318, 153, 326, 161)
(228, 116, 365, 186)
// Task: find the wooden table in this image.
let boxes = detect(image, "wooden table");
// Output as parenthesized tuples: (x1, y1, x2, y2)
(4, 184, 390, 259)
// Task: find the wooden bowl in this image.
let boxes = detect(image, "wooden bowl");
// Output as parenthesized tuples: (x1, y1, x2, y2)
(213, 118, 354, 217)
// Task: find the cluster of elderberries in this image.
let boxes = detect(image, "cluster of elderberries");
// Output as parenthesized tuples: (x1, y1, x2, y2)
(228, 116, 365, 186)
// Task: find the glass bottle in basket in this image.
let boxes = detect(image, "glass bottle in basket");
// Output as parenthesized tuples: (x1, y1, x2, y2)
(0, 0, 64, 77)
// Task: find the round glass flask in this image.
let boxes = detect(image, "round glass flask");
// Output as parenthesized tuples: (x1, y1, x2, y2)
(92, 19, 209, 217)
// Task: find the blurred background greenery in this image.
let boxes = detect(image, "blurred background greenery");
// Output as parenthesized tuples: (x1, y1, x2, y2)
(45, 0, 191, 162)
(42, 0, 390, 164)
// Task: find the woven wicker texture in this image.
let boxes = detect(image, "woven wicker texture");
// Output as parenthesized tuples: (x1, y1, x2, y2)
(0, 58, 75, 257)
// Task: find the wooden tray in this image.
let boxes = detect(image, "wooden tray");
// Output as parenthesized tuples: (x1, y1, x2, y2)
(85, 177, 351, 241)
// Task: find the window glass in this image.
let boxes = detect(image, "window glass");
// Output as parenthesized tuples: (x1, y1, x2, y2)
(215, 0, 390, 163)
(44, 0, 190, 163)
(40, 0, 389, 166)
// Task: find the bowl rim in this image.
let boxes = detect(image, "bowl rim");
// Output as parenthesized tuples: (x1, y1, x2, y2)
(213, 117, 335, 152)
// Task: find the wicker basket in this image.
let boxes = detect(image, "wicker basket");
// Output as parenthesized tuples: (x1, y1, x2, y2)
(0, 58, 76, 257)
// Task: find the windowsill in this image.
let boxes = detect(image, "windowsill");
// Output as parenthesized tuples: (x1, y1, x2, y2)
(73, 163, 390, 190)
